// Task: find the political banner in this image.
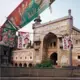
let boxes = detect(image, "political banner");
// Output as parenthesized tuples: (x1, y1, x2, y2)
(8, 0, 55, 29)
(63, 36, 72, 50)
(17, 31, 29, 49)
(2, 20, 16, 47)
(2, 20, 17, 31)
(8, 0, 30, 29)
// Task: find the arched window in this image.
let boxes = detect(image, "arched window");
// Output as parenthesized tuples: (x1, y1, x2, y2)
(29, 63, 32, 67)
(15, 63, 18, 67)
(20, 57, 22, 59)
(25, 57, 27, 59)
(11, 61, 13, 66)
(30, 56, 32, 59)
(19, 63, 22, 67)
(16, 57, 17, 59)
(24, 63, 27, 67)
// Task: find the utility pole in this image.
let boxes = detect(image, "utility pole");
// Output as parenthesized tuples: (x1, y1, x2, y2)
(68, 9, 73, 66)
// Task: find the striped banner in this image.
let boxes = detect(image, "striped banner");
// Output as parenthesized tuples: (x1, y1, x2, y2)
(7, 0, 55, 29)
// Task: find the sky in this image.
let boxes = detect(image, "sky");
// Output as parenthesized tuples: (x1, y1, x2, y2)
(0, 0, 80, 40)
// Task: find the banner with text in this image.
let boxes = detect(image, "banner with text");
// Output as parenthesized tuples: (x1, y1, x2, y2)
(7, 0, 55, 29)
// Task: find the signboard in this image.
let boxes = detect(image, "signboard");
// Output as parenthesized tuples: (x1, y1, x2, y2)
(63, 36, 72, 50)
(17, 31, 29, 49)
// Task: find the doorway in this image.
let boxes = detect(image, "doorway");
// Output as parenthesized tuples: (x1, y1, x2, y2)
(50, 52, 57, 65)
(43, 32, 57, 60)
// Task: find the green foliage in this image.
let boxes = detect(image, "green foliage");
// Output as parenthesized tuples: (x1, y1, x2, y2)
(35, 59, 53, 68)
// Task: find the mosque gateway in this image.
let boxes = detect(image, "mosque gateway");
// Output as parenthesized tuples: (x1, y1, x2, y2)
(12, 10, 80, 67)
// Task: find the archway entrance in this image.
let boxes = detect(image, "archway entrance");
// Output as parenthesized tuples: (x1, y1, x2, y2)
(43, 32, 57, 60)
(50, 52, 57, 65)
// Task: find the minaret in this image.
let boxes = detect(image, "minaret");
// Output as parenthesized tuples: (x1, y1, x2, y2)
(33, 16, 42, 29)
(34, 16, 42, 23)
(68, 9, 73, 34)
(68, 9, 71, 17)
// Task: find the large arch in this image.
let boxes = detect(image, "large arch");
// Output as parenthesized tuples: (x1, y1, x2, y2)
(43, 32, 57, 60)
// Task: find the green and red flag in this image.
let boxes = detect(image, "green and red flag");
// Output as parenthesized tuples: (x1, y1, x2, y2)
(8, 0, 55, 29)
